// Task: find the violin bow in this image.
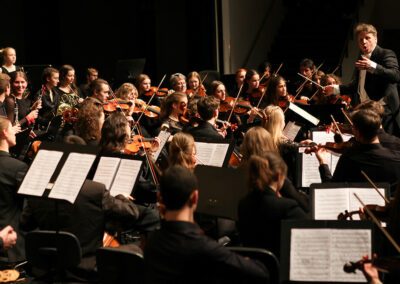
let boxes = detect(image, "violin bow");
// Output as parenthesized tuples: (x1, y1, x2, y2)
(330, 114, 344, 140)
(360, 170, 390, 204)
(354, 193, 400, 253)
(341, 108, 354, 126)
(226, 84, 244, 123)
(135, 122, 159, 185)
(133, 74, 166, 132)
(295, 62, 324, 95)
(273, 62, 283, 77)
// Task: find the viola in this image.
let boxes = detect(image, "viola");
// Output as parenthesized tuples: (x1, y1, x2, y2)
(143, 86, 169, 97)
(125, 135, 156, 155)
(103, 98, 132, 113)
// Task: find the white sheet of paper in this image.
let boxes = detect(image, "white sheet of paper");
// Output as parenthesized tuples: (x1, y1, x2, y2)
(110, 159, 142, 197)
(314, 188, 349, 220)
(283, 121, 301, 141)
(288, 102, 320, 125)
(18, 150, 63, 196)
(151, 130, 171, 161)
(330, 152, 341, 173)
(301, 152, 328, 187)
(312, 130, 335, 144)
(49, 153, 96, 203)
(195, 142, 229, 167)
(348, 187, 386, 220)
(290, 228, 371, 282)
(93, 157, 121, 190)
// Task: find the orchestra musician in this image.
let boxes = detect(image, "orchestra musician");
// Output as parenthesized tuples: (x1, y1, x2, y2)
(33, 67, 60, 128)
(230, 68, 246, 95)
(160, 91, 187, 135)
(187, 71, 205, 97)
(169, 73, 187, 93)
(4, 71, 41, 128)
(88, 78, 110, 104)
(0, 74, 11, 117)
(0, 47, 23, 75)
(144, 165, 269, 284)
(55, 64, 83, 104)
(289, 58, 316, 101)
(79, 67, 98, 98)
(0, 116, 28, 262)
(258, 61, 272, 86)
(238, 152, 308, 259)
(136, 74, 161, 107)
(242, 69, 261, 106)
(324, 23, 400, 136)
(168, 132, 197, 170)
(307, 109, 400, 195)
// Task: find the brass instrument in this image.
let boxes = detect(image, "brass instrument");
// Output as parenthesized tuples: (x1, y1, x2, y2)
(56, 85, 80, 124)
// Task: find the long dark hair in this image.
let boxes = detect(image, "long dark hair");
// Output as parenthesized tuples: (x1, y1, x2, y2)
(264, 75, 285, 106)
(99, 111, 129, 153)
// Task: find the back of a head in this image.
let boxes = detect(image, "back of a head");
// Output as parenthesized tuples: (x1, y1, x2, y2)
(197, 96, 219, 121)
(247, 151, 287, 192)
(0, 73, 10, 94)
(241, 126, 277, 166)
(351, 109, 381, 141)
(160, 165, 198, 210)
(169, 132, 195, 169)
(356, 100, 385, 118)
(0, 116, 11, 135)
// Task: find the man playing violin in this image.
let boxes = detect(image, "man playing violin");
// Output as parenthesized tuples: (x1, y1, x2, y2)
(307, 109, 400, 195)
(324, 23, 400, 136)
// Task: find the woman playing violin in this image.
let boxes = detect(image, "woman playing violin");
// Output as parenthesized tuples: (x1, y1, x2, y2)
(264, 75, 292, 108)
(242, 69, 262, 106)
(169, 73, 187, 93)
(168, 132, 197, 171)
(258, 61, 272, 86)
(159, 91, 187, 135)
(136, 74, 161, 107)
(113, 82, 138, 121)
(186, 71, 206, 98)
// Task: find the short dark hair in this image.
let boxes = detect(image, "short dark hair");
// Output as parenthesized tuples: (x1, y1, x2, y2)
(41, 67, 59, 84)
(299, 58, 315, 70)
(160, 165, 198, 210)
(351, 109, 381, 141)
(356, 100, 385, 118)
(0, 73, 10, 94)
(197, 96, 219, 121)
(89, 78, 108, 95)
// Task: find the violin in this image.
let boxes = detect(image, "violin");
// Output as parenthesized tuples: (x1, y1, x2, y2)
(103, 232, 120, 247)
(219, 97, 263, 117)
(125, 135, 156, 155)
(143, 86, 169, 97)
(338, 204, 389, 221)
(329, 94, 351, 105)
(103, 98, 132, 113)
(250, 86, 266, 98)
(344, 255, 400, 274)
(186, 86, 206, 98)
(131, 99, 160, 118)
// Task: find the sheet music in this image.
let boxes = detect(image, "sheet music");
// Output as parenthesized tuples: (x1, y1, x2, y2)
(348, 187, 386, 220)
(314, 188, 349, 220)
(312, 130, 335, 144)
(288, 102, 320, 125)
(290, 228, 371, 282)
(110, 159, 142, 197)
(18, 150, 63, 196)
(93, 157, 121, 189)
(301, 151, 327, 187)
(283, 121, 301, 141)
(330, 152, 341, 173)
(151, 130, 171, 161)
(49, 153, 96, 203)
(195, 142, 230, 167)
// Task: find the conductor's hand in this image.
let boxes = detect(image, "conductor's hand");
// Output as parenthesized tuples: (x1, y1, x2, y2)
(323, 85, 334, 96)
(355, 56, 373, 71)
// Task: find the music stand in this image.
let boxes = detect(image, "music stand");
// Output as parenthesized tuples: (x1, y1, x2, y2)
(194, 165, 247, 220)
(115, 58, 146, 84)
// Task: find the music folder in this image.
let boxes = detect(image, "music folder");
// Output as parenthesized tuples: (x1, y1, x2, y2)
(194, 165, 247, 220)
(18, 142, 99, 203)
(280, 220, 375, 283)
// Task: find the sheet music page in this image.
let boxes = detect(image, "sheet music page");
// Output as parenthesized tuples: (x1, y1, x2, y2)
(342, 133, 353, 142)
(314, 188, 349, 220)
(330, 229, 371, 282)
(208, 143, 230, 167)
(290, 229, 331, 281)
(195, 142, 230, 167)
(290, 228, 371, 282)
(330, 152, 341, 173)
(312, 130, 335, 144)
(288, 102, 320, 125)
(110, 159, 142, 197)
(93, 157, 121, 190)
(18, 150, 63, 196)
(49, 153, 96, 203)
(301, 150, 331, 187)
(283, 121, 301, 141)
(151, 130, 171, 161)
(348, 187, 386, 220)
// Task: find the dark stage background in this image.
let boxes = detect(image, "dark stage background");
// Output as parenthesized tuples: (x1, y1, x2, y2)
(2, 0, 217, 88)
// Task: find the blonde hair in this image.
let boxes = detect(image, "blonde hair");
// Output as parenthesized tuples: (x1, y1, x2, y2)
(262, 105, 285, 148)
(240, 126, 277, 167)
(116, 83, 137, 100)
(169, 132, 196, 170)
(0, 47, 15, 61)
(355, 23, 377, 37)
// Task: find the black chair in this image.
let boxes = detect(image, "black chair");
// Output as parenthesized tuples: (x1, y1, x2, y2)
(25, 230, 82, 282)
(228, 246, 280, 284)
(96, 246, 144, 284)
